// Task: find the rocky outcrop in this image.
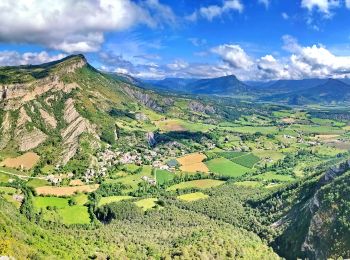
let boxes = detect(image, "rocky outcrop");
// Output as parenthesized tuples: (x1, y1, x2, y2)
(188, 100, 216, 114)
(0, 77, 79, 111)
(60, 98, 98, 164)
(0, 112, 12, 149)
(18, 128, 47, 151)
(122, 86, 164, 112)
(15, 107, 47, 151)
(39, 108, 57, 128)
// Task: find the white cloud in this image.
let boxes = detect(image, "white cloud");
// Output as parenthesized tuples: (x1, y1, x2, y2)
(0, 0, 175, 53)
(281, 12, 289, 19)
(346, 0, 350, 8)
(188, 38, 207, 47)
(258, 0, 270, 9)
(211, 44, 253, 70)
(0, 51, 66, 66)
(166, 60, 189, 70)
(188, 0, 243, 21)
(301, 0, 340, 14)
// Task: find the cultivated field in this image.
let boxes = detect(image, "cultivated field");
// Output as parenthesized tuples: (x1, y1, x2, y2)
(177, 153, 209, 173)
(35, 184, 99, 196)
(134, 198, 158, 211)
(177, 192, 209, 202)
(0, 152, 40, 170)
(167, 179, 225, 191)
(206, 158, 250, 177)
(155, 119, 186, 131)
(98, 196, 134, 207)
(155, 170, 174, 185)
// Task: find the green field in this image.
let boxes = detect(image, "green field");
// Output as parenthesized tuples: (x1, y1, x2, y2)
(33, 197, 69, 210)
(134, 198, 158, 211)
(253, 172, 295, 182)
(0, 186, 17, 194)
(206, 158, 250, 177)
(33, 196, 91, 225)
(72, 193, 89, 206)
(216, 151, 246, 160)
(155, 169, 174, 185)
(58, 206, 90, 225)
(232, 153, 261, 168)
(98, 195, 134, 207)
(167, 179, 225, 191)
(177, 192, 209, 202)
(27, 179, 50, 188)
(0, 172, 10, 183)
(234, 181, 264, 188)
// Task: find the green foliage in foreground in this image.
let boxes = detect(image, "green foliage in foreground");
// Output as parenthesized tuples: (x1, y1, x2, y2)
(0, 198, 279, 259)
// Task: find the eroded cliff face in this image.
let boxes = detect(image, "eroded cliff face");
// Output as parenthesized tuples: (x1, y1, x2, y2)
(0, 55, 98, 163)
(61, 98, 98, 164)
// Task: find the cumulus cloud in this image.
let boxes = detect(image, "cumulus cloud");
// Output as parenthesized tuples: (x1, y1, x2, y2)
(211, 44, 253, 70)
(301, 0, 340, 13)
(0, 51, 66, 66)
(187, 0, 243, 21)
(0, 0, 175, 53)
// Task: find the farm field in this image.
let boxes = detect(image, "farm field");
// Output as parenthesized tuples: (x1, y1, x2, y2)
(98, 196, 134, 207)
(33, 195, 91, 225)
(26, 179, 50, 188)
(232, 153, 261, 168)
(233, 181, 264, 188)
(134, 198, 158, 211)
(252, 172, 295, 182)
(177, 192, 209, 202)
(155, 170, 174, 185)
(206, 157, 250, 177)
(167, 179, 225, 191)
(58, 206, 90, 225)
(35, 184, 99, 196)
(0, 152, 40, 170)
(177, 153, 209, 173)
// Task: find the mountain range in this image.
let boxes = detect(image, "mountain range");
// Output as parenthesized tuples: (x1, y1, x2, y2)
(139, 75, 350, 104)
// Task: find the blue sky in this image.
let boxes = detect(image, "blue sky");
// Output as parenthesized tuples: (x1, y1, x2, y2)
(0, 0, 350, 80)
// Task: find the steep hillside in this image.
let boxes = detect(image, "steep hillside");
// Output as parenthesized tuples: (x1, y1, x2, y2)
(0, 55, 176, 170)
(258, 159, 350, 259)
(0, 197, 279, 259)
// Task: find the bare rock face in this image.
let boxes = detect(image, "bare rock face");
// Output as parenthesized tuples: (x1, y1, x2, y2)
(188, 100, 216, 114)
(60, 98, 98, 164)
(39, 108, 57, 129)
(122, 86, 164, 112)
(14, 107, 47, 151)
(18, 128, 47, 151)
(0, 112, 12, 149)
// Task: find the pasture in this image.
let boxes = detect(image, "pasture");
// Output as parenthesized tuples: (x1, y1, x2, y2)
(155, 170, 174, 185)
(27, 179, 50, 188)
(206, 158, 250, 177)
(134, 198, 158, 211)
(177, 192, 209, 202)
(58, 206, 90, 225)
(167, 179, 225, 191)
(0, 152, 40, 170)
(33, 195, 91, 225)
(98, 196, 134, 207)
(232, 153, 260, 168)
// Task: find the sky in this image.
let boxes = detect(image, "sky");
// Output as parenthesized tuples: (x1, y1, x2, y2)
(0, 0, 350, 81)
